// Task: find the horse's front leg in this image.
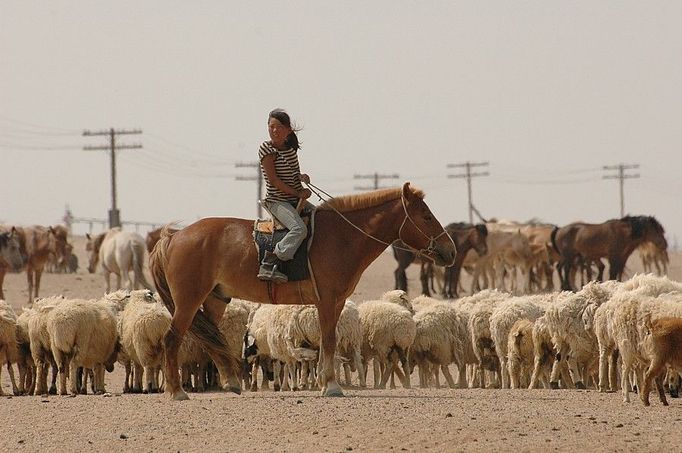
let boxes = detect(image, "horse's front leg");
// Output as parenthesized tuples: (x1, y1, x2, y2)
(317, 299, 344, 397)
(26, 267, 34, 305)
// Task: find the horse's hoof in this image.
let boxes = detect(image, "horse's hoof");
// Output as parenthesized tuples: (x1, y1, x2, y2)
(169, 390, 190, 401)
(223, 384, 241, 395)
(322, 382, 344, 397)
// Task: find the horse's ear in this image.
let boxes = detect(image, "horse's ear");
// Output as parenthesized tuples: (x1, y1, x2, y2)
(402, 182, 412, 201)
(86, 233, 91, 240)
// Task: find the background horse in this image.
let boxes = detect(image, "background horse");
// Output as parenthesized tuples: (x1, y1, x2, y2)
(0, 227, 25, 299)
(150, 183, 456, 400)
(393, 222, 488, 298)
(0, 225, 70, 304)
(551, 215, 667, 291)
(86, 228, 154, 293)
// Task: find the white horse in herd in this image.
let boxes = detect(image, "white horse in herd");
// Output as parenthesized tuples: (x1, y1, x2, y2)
(86, 227, 154, 293)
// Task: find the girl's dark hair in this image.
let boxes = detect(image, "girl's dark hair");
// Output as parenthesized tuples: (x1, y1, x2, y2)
(269, 108, 301, 150)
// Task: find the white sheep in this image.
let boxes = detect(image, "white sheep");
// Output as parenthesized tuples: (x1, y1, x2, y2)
(542, 282, 615, 389)
(47, 297, 120, 395)
(507, 318, 535, 389)
(27, 296, 64, 395)
(357, 298, 416, 389)
(216, 299, 251, 391)
(489, 293, 555, 388)
(118, 289, 168, 393)
(15, 309, 35, 395)
(0, 300, 19, 396)
(244, 304, 277, 391)
(409, 295, 469, 389)
(467, 289, 512, 388)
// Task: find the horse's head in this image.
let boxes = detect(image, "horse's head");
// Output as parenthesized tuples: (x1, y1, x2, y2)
(0, 227, 25, 271)
(85, 232, 106, 273)
(399, 182, 456, 267)
(471, 224, 489, 257)
(48, 225, 70, 265)
(627, 216, 667, 251)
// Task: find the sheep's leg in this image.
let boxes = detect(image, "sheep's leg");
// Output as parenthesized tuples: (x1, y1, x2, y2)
(273, 361, 282, 391)
(94, 365, 105, 394)
(378, 360, 391, 389)
(500, 357, 510, 389)
(609, 352, 619, 391)
(432, 363, 441, 389)
(343, 363, 352, 387)
(354, 350, 366, 388)
(458, 363, 467, 389)
(441, 365, 456, 389)
(67, 362, 79, 395)
(373, 359, 381, 388)
(509, 359, 520, 389)
(54, 350, 69, 395)
(6, 362, 19, 396)
(288, 361, 298, 391)
(598, 346, 610, 392)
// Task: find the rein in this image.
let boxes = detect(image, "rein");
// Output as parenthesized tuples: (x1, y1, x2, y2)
(305, 182, 448, 263)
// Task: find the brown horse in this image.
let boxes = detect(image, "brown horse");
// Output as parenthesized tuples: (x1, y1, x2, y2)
(0, 225, 70, 303)
(551, 216, 667, 291)
(0, 227, 25, 299)
(150, 183, 456, 400)
(392, 222, 488, 298)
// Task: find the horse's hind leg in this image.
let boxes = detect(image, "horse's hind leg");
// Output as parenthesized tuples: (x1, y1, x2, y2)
(163, 321, 190, 400)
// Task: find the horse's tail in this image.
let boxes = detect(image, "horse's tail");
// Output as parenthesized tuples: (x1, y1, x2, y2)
(149, 226, 231, 362)
(131, 240, 154, 290)
(150, 226, 176, 315)
(550, 226, 561, 255)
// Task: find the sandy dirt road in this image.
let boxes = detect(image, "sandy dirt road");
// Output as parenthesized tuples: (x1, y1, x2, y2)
(1, 236, 681, 452)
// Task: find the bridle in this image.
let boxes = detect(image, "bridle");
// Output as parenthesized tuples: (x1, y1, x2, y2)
(306, 182, 450, 263)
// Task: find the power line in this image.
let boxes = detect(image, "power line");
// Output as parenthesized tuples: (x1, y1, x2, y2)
(353, 172, 400, 191)
(447, 161, 489, 224)
(603, 163, 639, 217)
(83, 128, 143, 228)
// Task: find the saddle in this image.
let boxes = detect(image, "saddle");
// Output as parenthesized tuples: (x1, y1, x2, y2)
(253, 207, 314, 282)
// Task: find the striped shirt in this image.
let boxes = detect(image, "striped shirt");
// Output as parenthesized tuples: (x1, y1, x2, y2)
(258, 141, 304, 203)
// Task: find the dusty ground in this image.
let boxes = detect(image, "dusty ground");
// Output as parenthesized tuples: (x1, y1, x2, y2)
(1, 236, 681, 452)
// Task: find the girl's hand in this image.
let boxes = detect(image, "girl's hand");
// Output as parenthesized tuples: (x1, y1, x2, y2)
(300, 173, 310, 184)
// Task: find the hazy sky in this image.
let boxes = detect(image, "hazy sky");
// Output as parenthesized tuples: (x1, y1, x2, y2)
(2, 1, 681, 245)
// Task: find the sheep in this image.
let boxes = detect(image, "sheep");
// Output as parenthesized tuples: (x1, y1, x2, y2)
(594, 275, 682, 400)
(380, 289, 415, 314)
(467, 289, 512, 388)
(507, 319, 535, 389)
(0, 300, 19, 396)
(409, 295, 470, 389)
(47, 297, 120, 395)
(603, 291, 682, 403)
(15, 309, 35, 395)
(265, 305, 304, 391)
(285, 301, 366, 389)
(489, 293, 556, 388)
(118, 289, 168, 393)
(542, 282, 615, 390)
(639, 317, 682, 406)
(215, 299, 251, 391)
(527, 314, 572, 389)
(357, 298, 416, 389)
(244, 304, 277, 391)
(27, 296, 65, 395)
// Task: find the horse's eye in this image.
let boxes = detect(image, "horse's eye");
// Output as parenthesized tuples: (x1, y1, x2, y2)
(424, 215, 433, 222)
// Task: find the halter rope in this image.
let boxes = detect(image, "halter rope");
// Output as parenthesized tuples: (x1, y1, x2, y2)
(305, 182, 449, 263)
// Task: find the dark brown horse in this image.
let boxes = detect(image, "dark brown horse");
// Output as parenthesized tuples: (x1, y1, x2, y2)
(392, 222, 488, 298)
(150, 183, 456, 400)
(551, 215, 667, 291)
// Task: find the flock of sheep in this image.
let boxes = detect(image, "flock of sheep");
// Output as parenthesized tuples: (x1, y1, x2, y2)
(1, 273, 682, 407)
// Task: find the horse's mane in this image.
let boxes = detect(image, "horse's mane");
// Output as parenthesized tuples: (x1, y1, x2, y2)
(317, 186, 424, 213)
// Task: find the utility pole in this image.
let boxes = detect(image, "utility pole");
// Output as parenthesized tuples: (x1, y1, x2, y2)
(447, 161, 489, 224)
(353, 172, 400, 191)
(83, 128, 142, 228)
(236, 161, 263, 218)
(603, 163, 639, 217)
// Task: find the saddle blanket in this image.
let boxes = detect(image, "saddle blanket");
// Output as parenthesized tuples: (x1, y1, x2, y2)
(254, 224, 311, 282)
